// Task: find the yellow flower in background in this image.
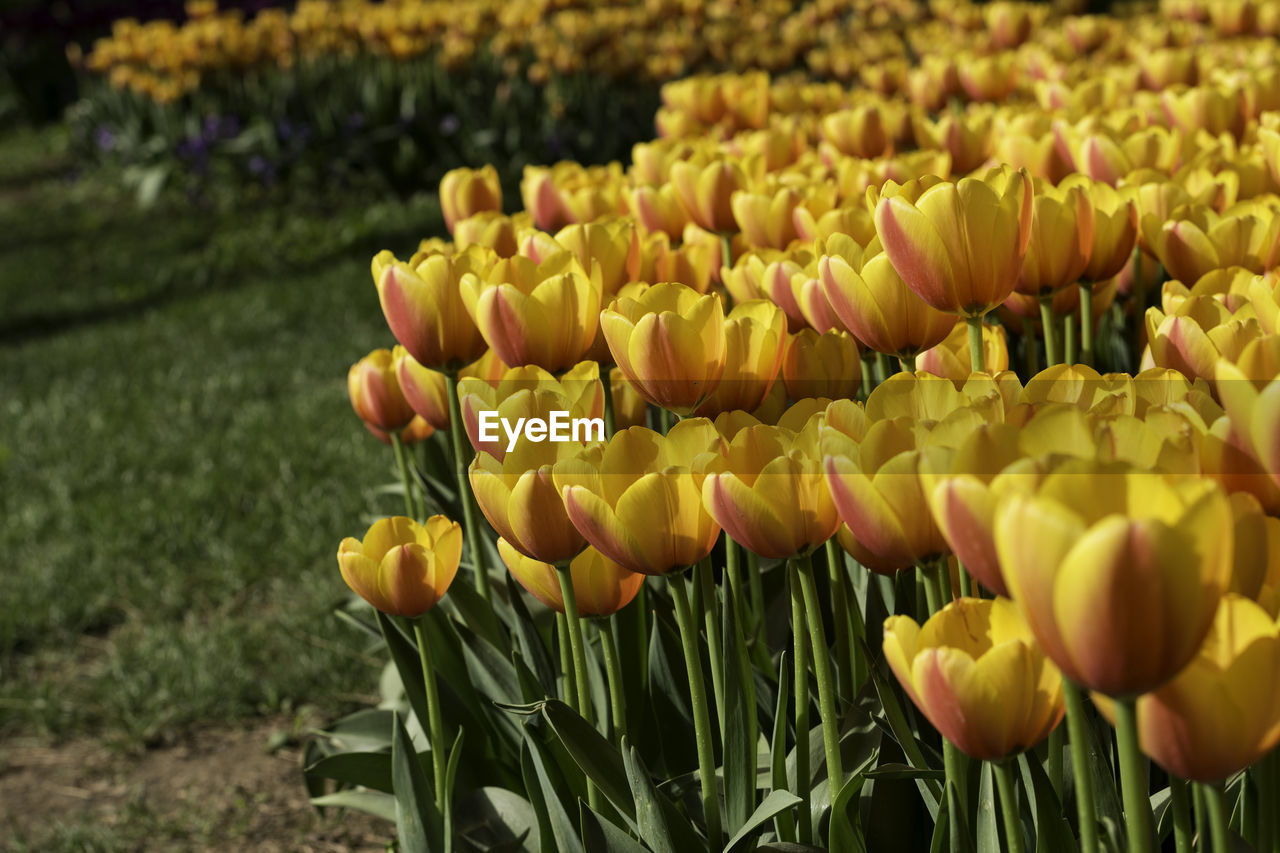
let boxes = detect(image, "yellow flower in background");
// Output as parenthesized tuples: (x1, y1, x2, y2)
(337, 516, 462, 618)
(693, 299, 787, 417)
(601, 282, 727, 415)
(1016, 181, 1096, 298)
(498, 540, 644, 617)
(553, 420, 723, 575)
(781, 328, 862, 402)
(995, 460, 1233, 697)
(1093, 595, 1280, 782)
(453, 212, 524, 258)
(670, 158, 748, 233)
(884, 597, 1064, 761)
(440, 165, 502, 234)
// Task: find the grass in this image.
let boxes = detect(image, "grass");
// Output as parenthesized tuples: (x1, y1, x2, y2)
(0, 124, 446, 745)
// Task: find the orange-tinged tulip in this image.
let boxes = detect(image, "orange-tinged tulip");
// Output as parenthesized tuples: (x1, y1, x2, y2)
(553, 420, 723, 575)
(459, 251, 602, 372)
(875, 167, 1034, 319)
(498, 539, 643, 617)
(1093, 595, 1280, 782)
(693, 300, 786, 417)
(819, 234, 956, 358)
(995, 461, 1233, 696)
(454, 211, 522, 258)
(373, 248, 491, 371)
(637, 229, 717, 295)
(957, 52, 1019, 102)
(781, 329, 862, 401)
(349, 347, 416, 433)
(554, 218, 641, 297)
(1216, 361, 1280, 489)
(793, 202, 877, 245)
(918, 322, 1008, 382)
(911, 109, 995, 174)
(1062, 177, 1140, 283)
(440, 165, 502, 234)
(458, 361, 603, 461)
(601, 282, 727, 415)
(1146, 296, 1262, 385)
(628, 183, 690, 240)
(1148, 202, 1280, 284)
(394, 349, 451, 430)
(701, 423, 839, 558)
(884, 597, 1064, 761)
(337, 516, 462, 618)
(670, 159, 748, 233)
(819, 105, 894, 159)
(1016, 182, 1096, 298)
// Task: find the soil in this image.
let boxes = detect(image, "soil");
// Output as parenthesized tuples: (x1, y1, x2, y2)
(0, 717, 390, 852)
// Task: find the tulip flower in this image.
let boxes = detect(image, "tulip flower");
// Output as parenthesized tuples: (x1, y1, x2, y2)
(693, 300, 786, 417)
(1093, 595, 1280, 782)
(459, 251, 602, 373)
(781, 329, 862, 401)
(497, 540, 642, 617)
(884, 596, 1065, 760)
(819, 104, 893, 159)
(458, 361, 604, 461)
(373, 248, 492, 371)
(337, 515, 462, 618)
(454, 211, 522, 258)
(875, 166, 1034, 320)
(440, 165, 502, 234)
(554, 217, 642, 297)
(1216, 361, 1280, 489)
(918, 322, 1008, 382)
(553, 419, 723, 575)
(1016, 181, 1096, 300)
(995, 460, 1233, 697)
(701, 423, 839, 558)
(910, 109, 994, 175)
(601, 282, 727, 415)
(348, 347, 416, 433)
(670, 158, 748, 233)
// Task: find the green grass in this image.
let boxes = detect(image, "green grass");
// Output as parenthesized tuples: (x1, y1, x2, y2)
(0, 125, 446, 744)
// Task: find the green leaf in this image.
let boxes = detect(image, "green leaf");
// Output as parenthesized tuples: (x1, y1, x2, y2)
(770, 650, 796, 844)
(522, 743, 555, 853)
(454, 787, 538, 853)
(826, 773, 869, 853)
(579, 801, 651, 853)
(522, 728, 586, 853)
(1017, 751, 1076, 853)
(377, 612, 435, 740)
(975, 762, 998, 853)
(648, 612, 696, 775)
(506, 572, 558, 694)
(864, 764, 947, 781)
(722, 576, 757, 838)
(304, 752, 393, 794)
(310, 789, 397, 822)
(443, 727, 466, 846)
(311, 708, 394, 753)
(929, 790, 950, 853)
(392, 709, 444, 853)
(514, 650, 548, 704)
(724, 789, 805, 853)
(754, 845, 826, 853)
(541, 699, 637, 828)
(443, 576, 506, 650)
(622, 736, 703, 853)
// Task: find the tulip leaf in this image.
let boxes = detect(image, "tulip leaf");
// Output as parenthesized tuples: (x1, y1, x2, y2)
(1017, 752, 1076, 853)
(824, 773, 868, 853)
(579, 801, 651, 853)
(754, 845, 827, 852)
(722, 574, 757, 837)
(522, 728, 586, 853)
(521, 741, 555, 853)
(376, 611, 436, 747)
(540, 698, 638, 829)
(513, 650, 547, 704)
(392, 709, 445, 853)
(310, 789, 398, 823)
(975, 762, 998, 853)
(443, 571, 506, 650)
(304, 751, 393, 794)
(309, 707, 395, 754)
(770, 650, 797, 844)
(505, 572, 558, 694)
(864, 764, 947, 781)
(647, 612, 697, 776)
(724, 789, 806, 853)
(454, 787, 538, 853)
(929, 789, 950, 853)
(622, 736, 704, 853)
(443, 727, 466, 845)
(867, 654, 942, 818)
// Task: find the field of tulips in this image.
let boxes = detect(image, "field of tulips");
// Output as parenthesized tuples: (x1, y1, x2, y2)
(313, 0, 1280, 851)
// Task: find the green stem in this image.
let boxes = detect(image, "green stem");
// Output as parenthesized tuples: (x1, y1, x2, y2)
(596, 621, 626, 739)
(601, 369, 616, 438)
(900, 353, 917, 373)
(794, 554, 844, 790)
(1047, 725, 1063, 799)
(1201, 782, 1230, 853)
(860, 355, 875, 399)
(945, 739, 968, 853)
(1193, 779, 1208, 850)
(967, 314, 986, 373)
(1079, 282, 1095, 367)
(1063, 682, 1099, 853)
(390, 431, 417, 518)
(698, 557, 726, 742)
(875, 351, 891, 385)
(657, 405, 672, 435)
(412, 619, 448, 811)
(922, 562, 945, 616)
(724, 538, 759, 828)
(825, 539, 856, 700)
(746, 549, 764, 637)
(1169, 776, 1193, 853)
(957, 559, 973, 599)
(444, 373, 491, 604)
(720, 232, 734, 287)
(1039, 299, 1058, 368)
(1063, 310, 1077, 365)
(556, 612, 578, 709)
(669, 571, 723, 848)
(1116, 698, 1156, 853)
(790, 567, 814, 845)
(993, 761, 1026, 853)
(555, 564, 593, 724)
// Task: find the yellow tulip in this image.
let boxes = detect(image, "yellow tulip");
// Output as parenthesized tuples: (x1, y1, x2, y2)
(498, 540, 643, 617)
(918, 322, 1008, 383)
(337, 516, 462, 618)
(693, 300, 787, 417)
(439, 165, 502, 234)
(348, 347, 416, 433)
(884, 597, 1064, 760)
(1016, 181, 1096, 298)
(781, 329, 862, 402)
(373, 248, 491, 371)
(670, 159, 748, 233)
(458, 361, 603, 462)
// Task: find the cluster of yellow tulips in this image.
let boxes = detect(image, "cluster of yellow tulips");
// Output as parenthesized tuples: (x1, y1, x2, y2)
(322, 2, 1280, 852)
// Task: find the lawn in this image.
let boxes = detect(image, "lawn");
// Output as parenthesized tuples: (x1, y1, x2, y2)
(0, 124, 437, 846)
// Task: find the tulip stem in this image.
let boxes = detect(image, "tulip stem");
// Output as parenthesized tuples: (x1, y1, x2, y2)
(556, 612, 578, 709)
(944, 740, 969, 853)
(1079, 282, 1095, 367)
(1063, 681, 1100, 853)
(1169, 776, 1193, 853)
(1063, 311, 1077, 365)
(1116, 697, 1156, 853)
(825, 538, 857, 698)
(595, 621, 626, 739)
(720, 233, 734, 287)
(956, 560, 973, 599)
(860, 355, 875, 399)
(1201, 782, 1230, 853)
(922, 562, 945, 615)
(444, 373, 491, 604)
(1047, 725, 1063, 799)
(669, 570, 723, 849)
(1039, 299, 1058, 367)
(993, 760, 1025, 853)
(794, 554, 844, 790)
(967, 315, 986, 373)
(390, 431, 418, 519)
(556, 562, 600, 811)
(900, 353, 917, 374)
(412, 618, 448, 812)
(790, 566, 814, 845)
(875, 352, 892, 385)
(747, 549, 765, 637)
(697, 557, 727, 741)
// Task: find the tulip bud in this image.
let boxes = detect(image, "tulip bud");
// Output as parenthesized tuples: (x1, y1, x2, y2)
(337, 516, 462, 618)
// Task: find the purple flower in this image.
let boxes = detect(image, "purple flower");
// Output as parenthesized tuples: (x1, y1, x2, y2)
(95, 126, 116, 152)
